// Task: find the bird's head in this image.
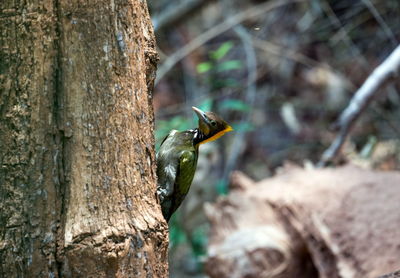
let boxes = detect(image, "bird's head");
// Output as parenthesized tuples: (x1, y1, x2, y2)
(192, 106, 233, 145)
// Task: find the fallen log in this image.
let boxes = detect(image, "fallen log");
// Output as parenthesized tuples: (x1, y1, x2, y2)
(205, 164, 400, 278)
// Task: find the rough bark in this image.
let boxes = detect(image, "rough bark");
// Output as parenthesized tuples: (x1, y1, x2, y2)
(0, 0, 168, 277)
(205, 165, 400, 278)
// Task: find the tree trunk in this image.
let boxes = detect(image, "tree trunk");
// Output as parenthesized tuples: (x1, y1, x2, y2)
(0, 0, 168, 277)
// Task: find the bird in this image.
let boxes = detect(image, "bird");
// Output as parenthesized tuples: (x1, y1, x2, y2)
(156, 106, 233, 222)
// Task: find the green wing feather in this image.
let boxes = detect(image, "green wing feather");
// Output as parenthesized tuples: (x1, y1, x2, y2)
(166, 150, 197, 221)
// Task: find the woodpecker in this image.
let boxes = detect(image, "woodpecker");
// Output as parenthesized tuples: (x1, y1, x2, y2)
(156, 106, 233, 222)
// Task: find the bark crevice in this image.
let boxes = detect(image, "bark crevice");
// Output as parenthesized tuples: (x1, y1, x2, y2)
(51, 0, 70, 276)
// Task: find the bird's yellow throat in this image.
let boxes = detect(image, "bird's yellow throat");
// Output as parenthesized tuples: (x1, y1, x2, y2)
(197, 125, 233, 146)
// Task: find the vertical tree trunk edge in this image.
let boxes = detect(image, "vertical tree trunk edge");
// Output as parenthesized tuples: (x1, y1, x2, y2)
(0, 0, 169, 277)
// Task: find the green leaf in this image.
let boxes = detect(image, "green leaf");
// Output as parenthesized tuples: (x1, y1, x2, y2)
(216, 60, 242, 72)
(220, 99, 250, 112)
(232, 122, 255, 132)
(211, 78, 240, 89)
(169, 213, 188, 247)
(155, 120, 172, 140)
(198, 98, 213, 112)
(221, 78, 240, 87)
(155, 116, 192, 149)
(210, 41, 234, 60)
(215, 179, 228, 195)
(191, 226, 208, 256)
(196, 62, 213, 73)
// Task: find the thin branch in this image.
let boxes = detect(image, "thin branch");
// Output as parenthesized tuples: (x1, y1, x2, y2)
(157, 34, 357, 118)
(251, 37, 357, 91)
(222, 24, 258, 184)
(361, 0, 398, 47)
(252, 37, 320, 68)
(152, 0, 215, 33)
(318, 45, 400, 167)
(155, 0, 304, 85)
(321, 0, 369, 67)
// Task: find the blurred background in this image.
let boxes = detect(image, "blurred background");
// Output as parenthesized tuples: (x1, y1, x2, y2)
(147, 0, 400, 277)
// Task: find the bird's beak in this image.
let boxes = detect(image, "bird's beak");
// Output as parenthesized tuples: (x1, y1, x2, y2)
(225, 125, 234, 132)
(192, 106, 209, 124)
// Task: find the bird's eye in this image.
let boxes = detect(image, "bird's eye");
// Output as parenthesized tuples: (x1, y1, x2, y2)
(211, 120, 217, 126)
